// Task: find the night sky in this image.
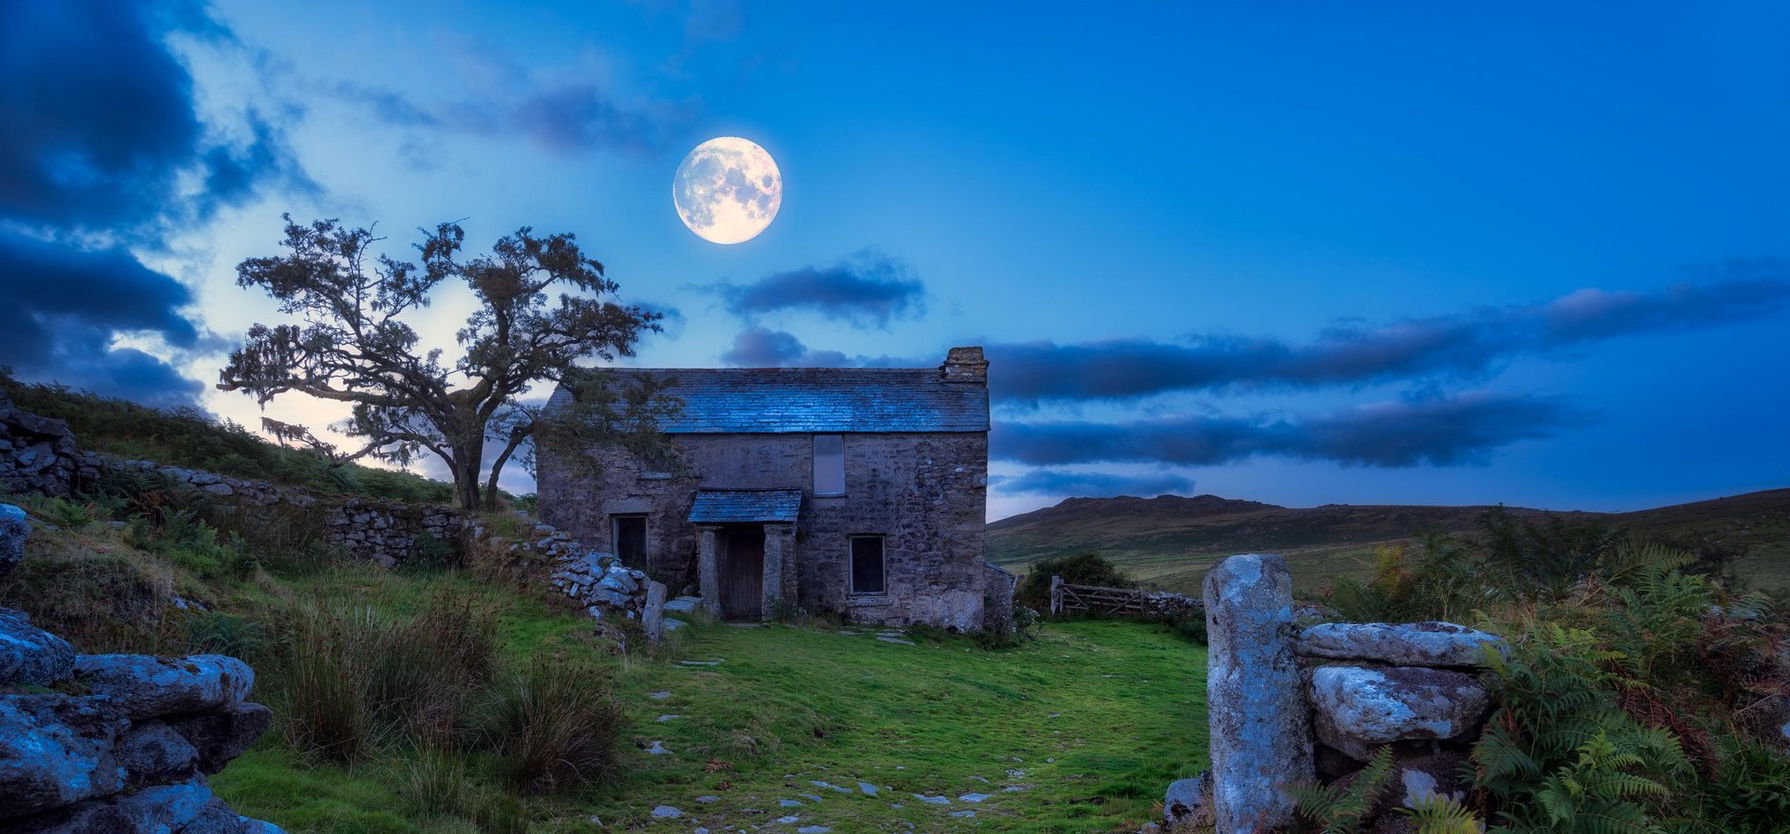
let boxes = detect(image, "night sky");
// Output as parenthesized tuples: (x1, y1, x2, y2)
(3, 1, 1787, 520)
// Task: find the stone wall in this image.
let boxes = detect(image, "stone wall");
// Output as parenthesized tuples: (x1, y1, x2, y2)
(0, 392, 91, 498)
(1162, 553, 1502, 834)
(0, 505, 285, 834)
(0, 393, 469, 569)
(539, 430, 995, 631)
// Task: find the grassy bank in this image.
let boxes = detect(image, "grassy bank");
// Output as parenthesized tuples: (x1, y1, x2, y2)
(2, 490, 1207, 833)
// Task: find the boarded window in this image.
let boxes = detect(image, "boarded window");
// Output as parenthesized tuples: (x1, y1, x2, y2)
(612, 514, 647, 569)
(813, 434, 845, 495)
(850, 535, 885, 595)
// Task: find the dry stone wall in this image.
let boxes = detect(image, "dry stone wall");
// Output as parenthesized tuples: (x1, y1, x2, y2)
(0, 506, 284, 834)
(1163, 553, 1504, 834)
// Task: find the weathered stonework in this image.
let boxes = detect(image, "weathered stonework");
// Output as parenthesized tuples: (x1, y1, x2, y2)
(1203, 553, 1313, 833)
(539, 352, 1000, 631)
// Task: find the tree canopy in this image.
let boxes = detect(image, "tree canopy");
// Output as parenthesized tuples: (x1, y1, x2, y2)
(219, 215, 668, 510)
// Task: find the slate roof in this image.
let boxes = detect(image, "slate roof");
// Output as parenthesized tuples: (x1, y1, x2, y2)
(688, 489, 804, 523)
(553, 367, 988, 434)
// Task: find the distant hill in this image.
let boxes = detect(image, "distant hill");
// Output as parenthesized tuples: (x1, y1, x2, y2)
(986, 489, 1790, 594)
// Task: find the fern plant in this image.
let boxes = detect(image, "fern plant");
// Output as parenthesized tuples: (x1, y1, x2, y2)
(1292, 746, 1398, 834)
(1403, 793, 1484, 834)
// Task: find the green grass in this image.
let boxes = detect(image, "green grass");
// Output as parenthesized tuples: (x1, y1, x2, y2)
(201, 566, 1207, 833)
(4, 492, 1208, 833)
(588, 618, 1206, 833)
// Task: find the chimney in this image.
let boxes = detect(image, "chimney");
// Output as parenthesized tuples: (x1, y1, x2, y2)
(941, 346, 987, 383)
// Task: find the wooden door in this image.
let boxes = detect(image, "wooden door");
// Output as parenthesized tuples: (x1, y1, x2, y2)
(721, 525, 765, 620)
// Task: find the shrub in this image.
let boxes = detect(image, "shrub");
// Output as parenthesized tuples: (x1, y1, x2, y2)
(269, 591, 498, 762)
(1014, 551, 1134, 613)
(471, 663, 624, 795)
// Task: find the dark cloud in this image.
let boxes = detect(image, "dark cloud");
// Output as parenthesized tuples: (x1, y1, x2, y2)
(719, 327, 850, 367)
(991, 469, 1196, 498)
(992, 391, 1582, 468)
(707, 252, 923, 327)
(0, 230, 202, 407)
(0, 0, 308, 405)
(989, 264, 1790, 404)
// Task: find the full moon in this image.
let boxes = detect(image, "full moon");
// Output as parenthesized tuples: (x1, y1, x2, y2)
(673, 137, 782, 244)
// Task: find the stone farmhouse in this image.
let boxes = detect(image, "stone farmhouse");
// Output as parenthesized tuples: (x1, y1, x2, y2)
(537, 347, 1012, 632)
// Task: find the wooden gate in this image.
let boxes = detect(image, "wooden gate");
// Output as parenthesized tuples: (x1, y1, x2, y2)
(1049, 575, 1173, 617)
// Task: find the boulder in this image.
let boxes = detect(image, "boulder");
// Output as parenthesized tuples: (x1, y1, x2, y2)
(0, 503, 26, 576)
(114, 721, 199, 786)
(164, 703, 273, 774)
(1297, 622, 1504, 668)
(1203, 553, 1312, 833)
(1163, 771, 1213, 828)
(73, 655, 253, 720)
(1392, 751, 1470, 809)
(1307, 665, 1491, 761)
(0, 780, 282, 834)
(0, 608, 75, 686)
(0, 695, 130, 819)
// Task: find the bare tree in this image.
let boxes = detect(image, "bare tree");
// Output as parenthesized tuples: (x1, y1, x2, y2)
(219, 215, 664, 511)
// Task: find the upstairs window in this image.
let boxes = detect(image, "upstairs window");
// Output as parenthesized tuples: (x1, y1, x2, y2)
(813, 434, 845, 495)
(850, 535, 886, 595)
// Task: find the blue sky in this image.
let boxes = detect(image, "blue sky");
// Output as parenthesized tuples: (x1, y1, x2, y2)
(2, 1, 1787, 519)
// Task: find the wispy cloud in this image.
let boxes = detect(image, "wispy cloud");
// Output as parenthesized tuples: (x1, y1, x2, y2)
(992, 391, 1583, 468)
(332, 42, 698, 154)
(991, 469, 1197, 497)
(988, 265, 1790, 404)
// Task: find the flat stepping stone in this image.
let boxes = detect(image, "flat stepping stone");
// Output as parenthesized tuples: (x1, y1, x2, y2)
(657, 714, 680, 722)
(697, 795, 719, 803)
(913, 794, 951, 805)
(811, 780, 852, 793)
(799, 793, 824, 802)
(798, 827, 831, 833)
(651, 805, 681, 818)
(1002, 784, 1028, 792)
(648, 690, 672, 700)
(779, 799, 803, 807)
(950, 810, 976, 818)
(959, 793, 990, 803)
(776, 815, 800, 824)
(679, 659, 723, 666)
(876, 636, 916, 646)
(664, 597, 702, 613)
(857, 781, 879, 796)
(645, 740, 670, 755)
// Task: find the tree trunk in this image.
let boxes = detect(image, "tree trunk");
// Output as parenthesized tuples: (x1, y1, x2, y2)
(481, 426, 532, 512)
(452, 437, 485, 512)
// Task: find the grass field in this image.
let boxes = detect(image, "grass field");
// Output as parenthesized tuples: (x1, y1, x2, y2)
(189, 566, 1207, 834)
(989, 490, 1790, 597)
(586, 617, 1205, 833)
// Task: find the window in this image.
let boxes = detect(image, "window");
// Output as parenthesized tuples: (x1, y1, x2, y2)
(813, 434, 845, 495)
(612, 514, 647, 569)
(849, 535, 885, 595)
